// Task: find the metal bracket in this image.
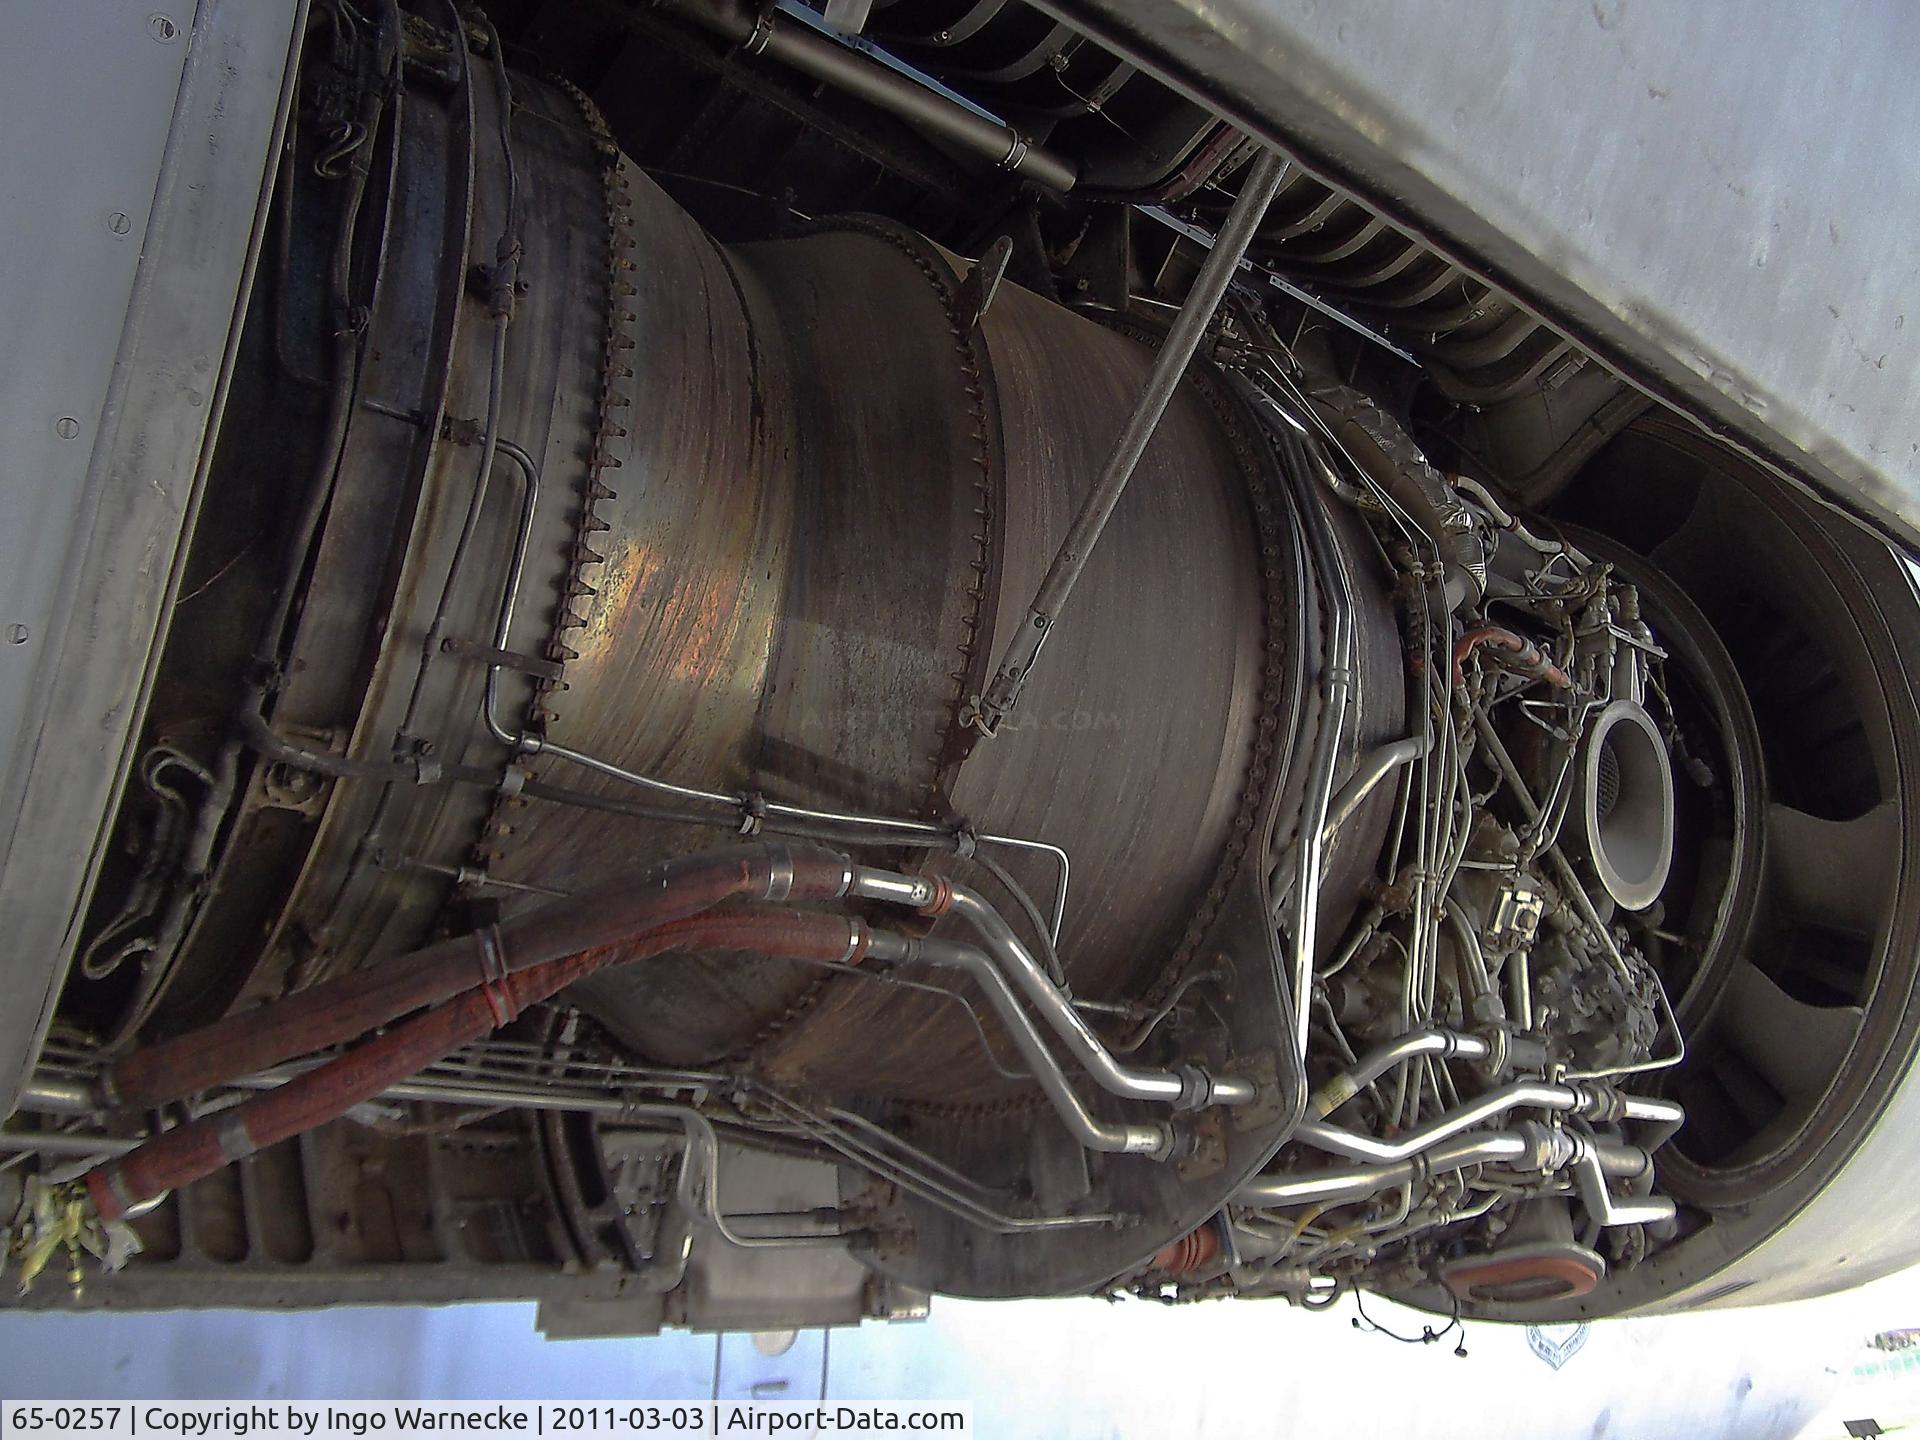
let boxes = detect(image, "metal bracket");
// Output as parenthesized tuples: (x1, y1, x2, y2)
(955, 236, 1014, 334)
(440, 635, 565, 682)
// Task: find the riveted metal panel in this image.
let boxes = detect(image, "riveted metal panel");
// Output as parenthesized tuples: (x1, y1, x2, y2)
(0, 0, 304, 1111)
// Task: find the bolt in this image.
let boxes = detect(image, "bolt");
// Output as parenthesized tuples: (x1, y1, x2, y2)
(107, 212, 132, 236)
(8, 625, 27, 645)
(148, 13, 178, 41)
(53, 417, 79, 440)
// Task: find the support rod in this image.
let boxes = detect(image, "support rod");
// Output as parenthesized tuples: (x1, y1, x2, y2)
(972, 149, 1289, 732)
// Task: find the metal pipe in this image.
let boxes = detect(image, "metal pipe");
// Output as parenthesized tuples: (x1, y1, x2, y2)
(943, 881, 1256, 1107)
(851, 871, 1255, 1109)
(1239, 1130, 1534, 1209)
(974, 149, 1289, 732)
(1307, 1028, 1490, 1118)
(88, 911, 874, 1219)
(1572, 1137, 1676, 1227)
(1323, 735, 1426, 841)
(239, 1066, 1117, 1235)
(0, 1130, 135, 1158)
(865, 931, 1173, 1159)
(1450, 475, 1587, 562)
(14, 1078, 95, 1117)
(476, 436, 542, 745)
(670, 0, 1075, 190)
(104, 844, 857, 1110)
(1622, 1093, 1686, 1152)
(1509, 948, 1534, 1031)
(1296, 1081, 1600, 1164)
(1280, 427, 1358, 1065)
(1443, 895, 1497, 1016)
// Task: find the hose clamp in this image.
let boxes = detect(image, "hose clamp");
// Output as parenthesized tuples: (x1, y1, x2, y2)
(738, 792, 767, 836)
(475, 923, 516, 1027)
(1000, 133, 1030, 173)
(840, 918, 868, 966)
(214, 1110, 257, 1163)
(96, 1165, 143, 1221)
(765, 849, 795, 903)
(743, 10, 777, 55)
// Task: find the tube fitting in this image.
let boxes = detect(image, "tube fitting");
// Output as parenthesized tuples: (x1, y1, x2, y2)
(847, 866, 939, 909)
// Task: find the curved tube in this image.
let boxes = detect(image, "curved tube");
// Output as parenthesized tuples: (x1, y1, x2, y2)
(1296, 1081, 1598, 1164)
(238, 708, 486, 786)
(1572, 1138, 1676, 1228)
(1451, 475, 1587, 563)
(1324, 735, 1427, 841)
(1307, 1028, 1491, 1117)
(105, 843, 857, 1109)
(866, 931, 1173, 1159)
(1450, 474, 1518, 530)
(852, 869, 1254, 1110)
(1443, 896, 1497, 1014)
(87, 910, 873, 1219)
(1451, 626, 1574, 690)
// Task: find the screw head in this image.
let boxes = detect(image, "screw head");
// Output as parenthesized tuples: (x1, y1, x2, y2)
(53, 416, 79, 440)
(7, 625, 28, 645)
(107, 211, 132, 236)
(148, 13, 178, 42)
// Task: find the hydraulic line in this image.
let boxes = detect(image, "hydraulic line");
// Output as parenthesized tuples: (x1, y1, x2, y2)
(848, 867, 1255, 1110)
(104, 843, 856, 1109)
(85, 909, 871, 1220)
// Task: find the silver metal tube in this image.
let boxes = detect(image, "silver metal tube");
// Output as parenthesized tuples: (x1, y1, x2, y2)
(847, 868, 939, 909)
(673, 1, 1075, 190)
(1572, 1139, 1676, 1228)
(858, 873, 1256, 1109)
(1323, 735, 1426, 841)
(1238, 1130, 1533, 1208)
(975, 149, 1289, 731)
(1307, 1028, 1490, 1117)
(1443, 895, 1497, 1013)
(1297, 1081, 1591, 1164)
(1595, 1142, 1649, 1180)
(1622, 1093, 1686, 1152)
(479, 437, 541, 745)
(1509, 948, 1534, 1031)
(943, 883, 1256, 1107)
(870, 932, 1174, 1159)
(1286, 434, 1359, 1065)
(0, 1129, 134, 1157)
(13, 1077, 95, 1116)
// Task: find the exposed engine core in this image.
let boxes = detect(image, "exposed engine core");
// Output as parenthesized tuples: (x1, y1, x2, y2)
(11, 0, 1920, 1336)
